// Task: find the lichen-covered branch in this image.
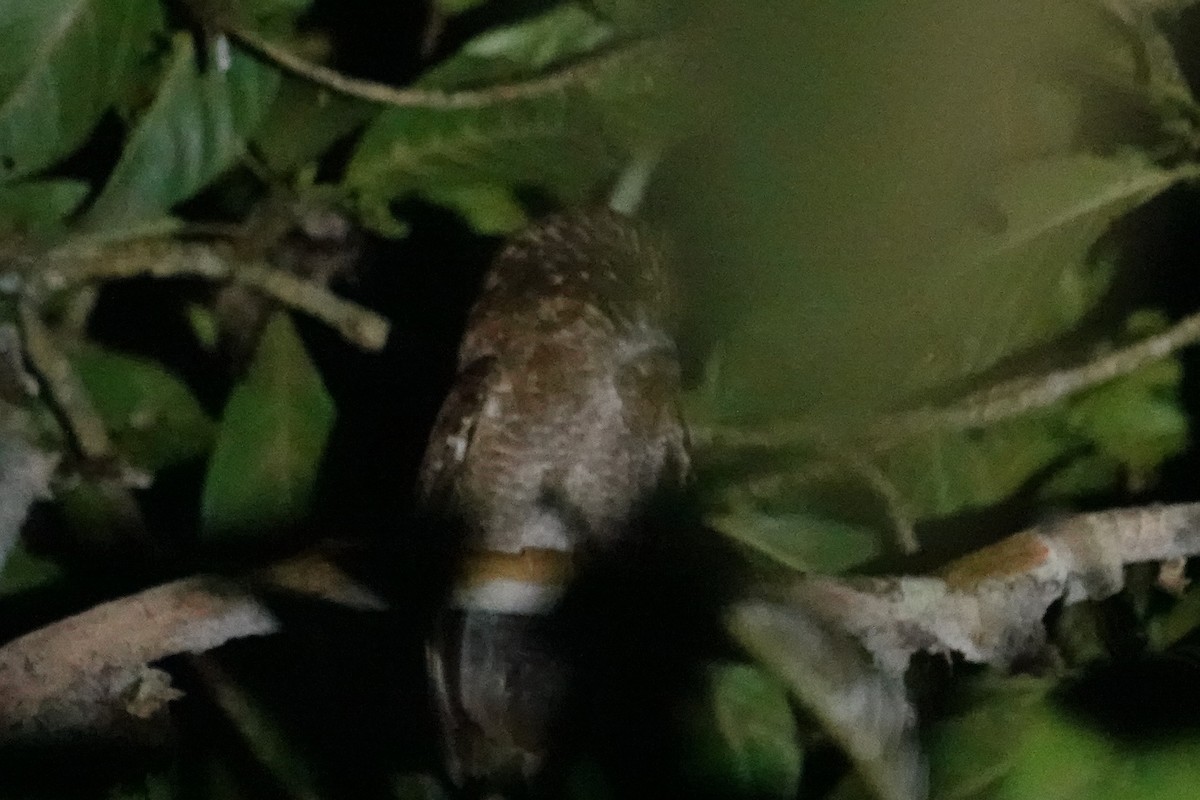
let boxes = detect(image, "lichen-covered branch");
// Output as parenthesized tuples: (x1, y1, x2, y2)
(735, 502, 1200, 677)
(729, 501, 1200, 800)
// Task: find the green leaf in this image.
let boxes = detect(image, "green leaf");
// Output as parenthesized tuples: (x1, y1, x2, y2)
(421, 182, 529, 234)
(587, 0, 683, 32)
(83, 34, 279, 229)
(0, 0, 160, 182)
(201, 314, 334, 538)
(420, 3, 613, 89)
(341, 2, 669, 234)
(0, 541, 62, 597)
(253, 76, 377, 174)
(680, 662, 802, 800)
(928, 675, 1200, 800)
(1065, 359, 1187, 483)
(928, 154, 1183, 384)
(71, 343, 215, 472)
(882, 417, 1070, 520)
(0, 179, 89, 236)
(344, 95, 619, 236)
(708, 509, 882, 573)
(881, 351, 1185, 521)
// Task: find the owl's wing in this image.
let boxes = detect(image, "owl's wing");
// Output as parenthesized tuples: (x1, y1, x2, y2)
(418, 355, 498, 510)
(615, 337, 691, 488)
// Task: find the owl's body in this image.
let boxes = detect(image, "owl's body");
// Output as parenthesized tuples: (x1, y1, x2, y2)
(419, 211, 689, 789)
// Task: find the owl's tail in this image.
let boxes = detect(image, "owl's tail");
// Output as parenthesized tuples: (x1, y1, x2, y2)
(425, 549, 573, 793)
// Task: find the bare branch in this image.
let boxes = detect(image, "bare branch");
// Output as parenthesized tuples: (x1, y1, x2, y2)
(0, 553, 384, 742)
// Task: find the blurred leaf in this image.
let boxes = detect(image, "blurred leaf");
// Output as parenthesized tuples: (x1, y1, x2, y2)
(72, 343, 215, 472)
(928, 675, 1200, 800)
(711, 153, 1186, 422)
(190, 656, 323, 800)
(0, 179, 89, 236)
(680, 662, 802, 799)
(927, 676, 1048, 800)
(0, 0, 160, 182)
(201, 314, 334, 538)
(676, 3, 1191, 420)
(886, 349, 1184, 520)
(709, 509, 882, 573)
(931, 154, 1183, 380)
(83, 34, 279, 229)
(730, 599, 926, 800)
(420, 3, 612, 89)
(0, 541, 62, 596)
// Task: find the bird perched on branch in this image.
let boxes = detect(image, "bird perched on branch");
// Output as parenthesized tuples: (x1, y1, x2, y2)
(418, 209, 690, 793)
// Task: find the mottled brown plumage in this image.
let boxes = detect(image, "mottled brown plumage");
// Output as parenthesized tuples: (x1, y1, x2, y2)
(419, 210, 689, 790)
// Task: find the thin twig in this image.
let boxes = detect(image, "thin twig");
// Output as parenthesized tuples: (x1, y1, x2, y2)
(32, 240, 390, 352)
(16, 298, 113, 462)
(226, 23, 659, 110)
(877, 307, 1200, 438)
(237, 264, 389, 351)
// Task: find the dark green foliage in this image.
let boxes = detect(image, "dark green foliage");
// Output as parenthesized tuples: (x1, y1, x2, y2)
(201, 314, 333, 538)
